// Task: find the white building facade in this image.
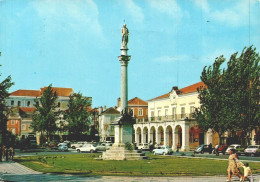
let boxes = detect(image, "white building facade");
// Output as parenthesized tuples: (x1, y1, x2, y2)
(133, 82, 219, 151)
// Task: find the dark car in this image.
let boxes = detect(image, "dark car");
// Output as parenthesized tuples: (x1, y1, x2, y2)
(194, 144, 211, 154)
(213, 144, 228, 155)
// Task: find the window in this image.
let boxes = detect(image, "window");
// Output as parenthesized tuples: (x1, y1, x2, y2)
(165, 109, 168, 118)
(172, 107, 176, 119)
(158, 110, 161, 116)
(18, 101, 21, 106)
(21, 124, 26, 131)
(138, 109, 143, 116)
(190, 106, 195, 118)
(11, 120, 15, 125)
(190, 106, 195, 113)
(11, 100, 14, 106)
(27, 101, 30, 107)
(11, 128, 16, 134)
(110, 116, 115, 122)
(151, 111, 154, 117)
(181, 107, 186, 119)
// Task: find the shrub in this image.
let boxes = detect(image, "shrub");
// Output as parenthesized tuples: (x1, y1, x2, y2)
(125, 142, 134, 150)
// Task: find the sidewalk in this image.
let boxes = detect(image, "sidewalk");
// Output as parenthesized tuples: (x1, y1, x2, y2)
(0, 161, 259, 182)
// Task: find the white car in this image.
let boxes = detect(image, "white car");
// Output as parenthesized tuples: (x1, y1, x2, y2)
(244, 145, 260, 157)
(137, 143, 149, 151)
(225, 144, 241, 154)
(153, 145, 173, 155)
(76, 144, 97, 153)
(96, 143, 112, 152)
(71, 142, 86, 149)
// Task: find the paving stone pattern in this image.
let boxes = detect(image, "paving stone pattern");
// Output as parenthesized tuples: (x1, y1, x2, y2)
(0, 161, 260, 182)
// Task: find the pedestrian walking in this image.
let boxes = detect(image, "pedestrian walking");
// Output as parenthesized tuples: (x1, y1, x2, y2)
(226, 149, 241, 182)
(242, 163, 253, 182)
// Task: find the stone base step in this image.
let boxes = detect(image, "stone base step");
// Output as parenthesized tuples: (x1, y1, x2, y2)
(102, 145, 146, 160)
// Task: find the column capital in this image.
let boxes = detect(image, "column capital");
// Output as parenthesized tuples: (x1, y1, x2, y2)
(118, 55, 131, 62)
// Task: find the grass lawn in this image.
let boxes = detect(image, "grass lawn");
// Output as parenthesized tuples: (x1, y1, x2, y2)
(14, 154, 260, 177)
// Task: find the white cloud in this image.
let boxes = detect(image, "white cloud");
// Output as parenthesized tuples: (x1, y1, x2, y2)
(122, 0, 144, 24)
(31, 0, 105, 41)
(153, 55, 189, 63)
(148, 0, 182, 20)
(193, 0, 209, 13)
(210, 0, 250, 27)
(193, 0, 256, 27)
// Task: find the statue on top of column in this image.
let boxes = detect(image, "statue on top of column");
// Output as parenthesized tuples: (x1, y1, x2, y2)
(121, 24, 129, 48)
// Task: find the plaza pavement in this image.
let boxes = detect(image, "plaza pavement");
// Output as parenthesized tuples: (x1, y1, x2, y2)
(0, 161, 260, 182)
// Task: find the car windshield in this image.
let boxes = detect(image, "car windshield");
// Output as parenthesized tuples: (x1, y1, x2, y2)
(248, 146, 258, 148)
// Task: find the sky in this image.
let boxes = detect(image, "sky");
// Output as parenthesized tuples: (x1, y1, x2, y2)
(0, 0, 260, 108)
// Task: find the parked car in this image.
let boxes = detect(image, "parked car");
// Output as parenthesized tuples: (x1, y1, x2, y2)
(194, 144, 211, 154)
(63, 140, 71, 148)
(225, 144, 241, 154)
(137, 143, 149, 151)
(212, 144, 228, 155)
(76, 144, 97, 153)
(71, 142, 86, 149)
(96, 143, 112, 152)
(244, 145, 260, 157)
(235, 146, 246, 156)
(152, 145, 173, 155)
(47, 141, 58, 150)
(58, 143, 68, 151)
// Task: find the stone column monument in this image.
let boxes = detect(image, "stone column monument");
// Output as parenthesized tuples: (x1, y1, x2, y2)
(102, 24, 145, 160)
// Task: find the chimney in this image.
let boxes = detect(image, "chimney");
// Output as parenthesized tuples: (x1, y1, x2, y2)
(98, 106, 103, 113)
(117, 97, 121, 108)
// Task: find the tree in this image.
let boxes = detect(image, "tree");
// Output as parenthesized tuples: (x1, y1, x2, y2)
(195, 55, 227, 143)
(31, 84, 59, 142)
(0, 64, 14, 145)
(223, 46, 260, 144)
(195, 46, 260, 145)
(63, 92, 92, 140)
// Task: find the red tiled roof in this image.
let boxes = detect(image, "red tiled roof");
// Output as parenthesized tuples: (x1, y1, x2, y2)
(102, 107, 120, 115)
(10, 90, 41, 97)
(40, 87, 73, 96)
(149, 93, 170, 101)
(179, 82, 205, 94)
(149, 82, 206, 101)
(128, 97, 148, 106)
(19, 107, 36, 113)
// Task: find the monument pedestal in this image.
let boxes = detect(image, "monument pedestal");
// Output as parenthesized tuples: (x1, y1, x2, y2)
(102, 145, 146, 160)
(102, 113, 146, 160)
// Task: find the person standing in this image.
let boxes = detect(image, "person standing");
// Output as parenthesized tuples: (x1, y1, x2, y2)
(0, 145, 2, 162)
(176, 143, 180, 152)
(5, 146, 9, 161)
(215, 144, 219, 156)
(208, 143, 212, 154)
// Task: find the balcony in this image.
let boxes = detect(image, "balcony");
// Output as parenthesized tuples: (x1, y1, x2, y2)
(136, 117, 149, 123)
(146, 114, 195, 123)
